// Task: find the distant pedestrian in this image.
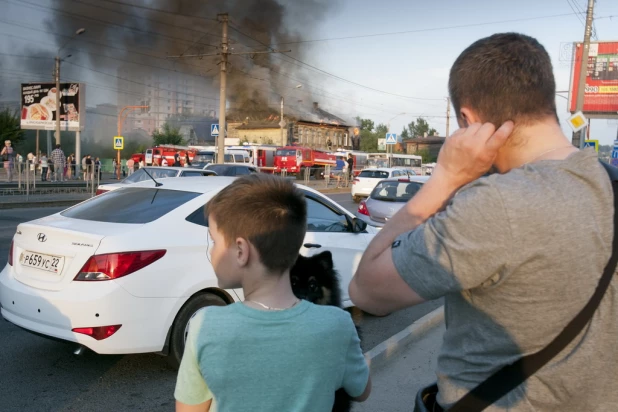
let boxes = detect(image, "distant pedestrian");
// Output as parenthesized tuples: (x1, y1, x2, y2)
(95, 157, 102, 181)
(347, 153, 354, 180)
(334, 156, 345, 188)
(139, 159, 144, 169)
(126, 158, 135, 176)
(184, 153, 191, 167)
(69, 154, 76, 179)
(162, 157, 169, 167)
(81, 156, 87, 180)
(40, 154, 49, 182)
(1, 140, 14, 183)
(173, 153, 181, 167)
(50, 144, 66, 182)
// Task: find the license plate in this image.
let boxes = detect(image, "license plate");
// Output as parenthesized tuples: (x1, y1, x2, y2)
(20, 251, 64, 274)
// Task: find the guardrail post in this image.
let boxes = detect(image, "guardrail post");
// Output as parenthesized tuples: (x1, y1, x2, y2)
(304, 166, 310, 184)
(324, 165, 331, 188)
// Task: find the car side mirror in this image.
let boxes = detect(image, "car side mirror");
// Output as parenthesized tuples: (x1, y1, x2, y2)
(351, 217, 367, 233)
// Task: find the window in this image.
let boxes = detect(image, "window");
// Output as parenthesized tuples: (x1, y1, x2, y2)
(205, 164, 234, 176)
(305, 197, 348, 233)
(358, 170, 389, 179)
(62, 188, 200, 224)
(181, 171, 207, 177)
(276, 149, 296, 156)
(370, 181, 423, 202)
(234, 166, 250, 175)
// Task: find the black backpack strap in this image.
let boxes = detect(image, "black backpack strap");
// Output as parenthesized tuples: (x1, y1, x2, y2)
(449, 161, 618, 412)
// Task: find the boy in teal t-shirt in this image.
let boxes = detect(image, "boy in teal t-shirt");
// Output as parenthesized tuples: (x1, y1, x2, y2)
(175, 174, 371, 412)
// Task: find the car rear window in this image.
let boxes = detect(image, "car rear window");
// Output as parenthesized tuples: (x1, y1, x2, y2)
(370, 181, 423, 202)
(61, 188, 200, 224)
(359, 170, 389, 178)
(206, 165, 234, 176)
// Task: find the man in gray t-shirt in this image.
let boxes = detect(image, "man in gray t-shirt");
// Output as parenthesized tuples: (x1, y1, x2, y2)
(350, 33, 618, 411)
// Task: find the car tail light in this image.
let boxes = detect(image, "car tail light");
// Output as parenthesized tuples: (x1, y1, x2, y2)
(358, 200, 370, 216)
(95, 189, 108, 196)
(72, 325, 122, 340)
(8, 240, 14, 266)
(352, 178, 360, 185)
(75, 250, 166, 281)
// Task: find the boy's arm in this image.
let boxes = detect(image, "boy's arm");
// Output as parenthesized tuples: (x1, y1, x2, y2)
(176, 399, 212, 412)
(174, 311, 214, 410)
(342, 318, 371, 402)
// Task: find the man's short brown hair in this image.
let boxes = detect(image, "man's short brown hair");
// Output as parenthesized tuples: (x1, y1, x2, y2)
(449, 33, 558, 127)
(206, 174, 307, 273)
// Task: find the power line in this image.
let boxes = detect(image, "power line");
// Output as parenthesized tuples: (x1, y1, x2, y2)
(228, 22, 443, 101)
(565, 0, 586, 27)
(95, 0, 218, 22)
(268, 12, 586, 45)
(8, 0, 219, 49)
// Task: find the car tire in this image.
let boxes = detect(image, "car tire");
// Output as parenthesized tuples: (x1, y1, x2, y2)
(166, 292, 227, 369)
(352, 196, 360, 203)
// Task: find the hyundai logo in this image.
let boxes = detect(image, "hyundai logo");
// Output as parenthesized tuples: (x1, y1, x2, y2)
(37, 233, 47, 242)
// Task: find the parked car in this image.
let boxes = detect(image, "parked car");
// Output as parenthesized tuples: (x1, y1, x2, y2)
(95, 167, 216, 195)
(351, 168, 416, 203)
(1, 177, 376, 368)
(356, 176, 430, 227)
(204, 163, 259, 176)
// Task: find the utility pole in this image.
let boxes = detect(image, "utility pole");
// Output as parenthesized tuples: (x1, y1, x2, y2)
(445, 97, 451, 137)
(572, 0, 595, 149)
(54, 56, 61, 145)
(217, 13, 228, 164)
(280, 97, 284, 146)
(167, 15, 291, 164)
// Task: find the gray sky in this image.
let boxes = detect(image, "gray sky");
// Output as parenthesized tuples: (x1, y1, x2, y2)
(1, 0, 617, 144)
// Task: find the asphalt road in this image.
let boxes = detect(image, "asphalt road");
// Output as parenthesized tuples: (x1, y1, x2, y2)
(0, 198, 442, 412)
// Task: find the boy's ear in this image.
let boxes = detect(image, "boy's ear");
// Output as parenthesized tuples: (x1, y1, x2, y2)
(236, 237, 251, 267)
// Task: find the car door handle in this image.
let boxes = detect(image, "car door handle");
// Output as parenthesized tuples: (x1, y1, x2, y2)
(303, 243, 322, 249)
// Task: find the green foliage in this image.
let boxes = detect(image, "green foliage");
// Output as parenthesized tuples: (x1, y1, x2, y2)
(403, 117, 438, 138)
(152, 123, 185, 146)
(355, 116, 375, 132)
(0, 109, 25, 146)
(360, 129, 377, 152)
(416, 148, 436, 163)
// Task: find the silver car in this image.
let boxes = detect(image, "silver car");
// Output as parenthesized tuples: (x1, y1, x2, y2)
(355, 176, 430, 227)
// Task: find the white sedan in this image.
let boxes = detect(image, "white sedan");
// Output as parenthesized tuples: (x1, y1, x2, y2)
(0, 178, 376, 367)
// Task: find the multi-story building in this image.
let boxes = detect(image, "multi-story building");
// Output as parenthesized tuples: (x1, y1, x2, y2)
(116, 66, 218, 135)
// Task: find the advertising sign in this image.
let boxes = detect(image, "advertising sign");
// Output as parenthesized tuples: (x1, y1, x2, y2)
(569, 42, 618, 117)
(20, 83, 85, 131)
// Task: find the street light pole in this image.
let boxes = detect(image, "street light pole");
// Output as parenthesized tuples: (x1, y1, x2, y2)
(217, 13, 228, 164)
(54, 28, 86, 146)
(572, 0, 595, 149)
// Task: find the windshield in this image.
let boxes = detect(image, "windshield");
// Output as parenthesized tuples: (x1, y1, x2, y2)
(367, 158, 388, 168)
(370, 181, 423, 202)
(122, 168, 178, 183)
(359, 170, 389, 179)
(61, 188, 200, 223)
(276, 149, 296, 156)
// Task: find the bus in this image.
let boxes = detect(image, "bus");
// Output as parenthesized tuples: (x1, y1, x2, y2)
(367, 153, 423, 175)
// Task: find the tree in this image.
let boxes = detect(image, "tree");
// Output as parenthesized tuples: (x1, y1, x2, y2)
(375, 123, 388, 135)
(152, 123, 185, 146)
(400, 128, 410, 139)
(0, 109, 25, 146)
(416, 148, 436, 163)
(355, 116, 375, 132)
(404, 117, 438, 138)
(360, 129, 377, 152)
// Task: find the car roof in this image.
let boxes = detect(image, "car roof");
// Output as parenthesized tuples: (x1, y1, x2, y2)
(143, 166, 191, 171)
(360, 167, 409, 172)
(206, 163, 254, 167)
(380, 175, 430, 183)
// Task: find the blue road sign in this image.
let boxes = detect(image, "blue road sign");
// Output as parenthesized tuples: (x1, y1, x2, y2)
(612, 150, 618, 159)
(211, 124, 219, 136)
(583, 140, 598, 151)
(385, 133, 397, 144)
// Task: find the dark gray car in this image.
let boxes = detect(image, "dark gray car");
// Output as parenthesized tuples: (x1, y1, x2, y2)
(355, 176, 430, 227)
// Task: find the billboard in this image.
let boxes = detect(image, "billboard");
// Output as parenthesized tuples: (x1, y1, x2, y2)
(569, 41, 618, 117)
(20, 83, 85, 131)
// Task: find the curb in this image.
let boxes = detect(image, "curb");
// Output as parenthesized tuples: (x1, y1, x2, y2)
(364, 306, 444, 371)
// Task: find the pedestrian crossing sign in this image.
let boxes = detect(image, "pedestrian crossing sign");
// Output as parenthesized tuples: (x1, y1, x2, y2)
(114, 136, 124, 150)
(211, 124, 219, 136)
(583, 140, 598, 152)
(385, 133, 397, 144)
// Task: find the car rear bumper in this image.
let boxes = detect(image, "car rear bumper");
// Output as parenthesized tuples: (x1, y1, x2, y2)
(351, 187, 373, 197)
(0, 265, 178, 355)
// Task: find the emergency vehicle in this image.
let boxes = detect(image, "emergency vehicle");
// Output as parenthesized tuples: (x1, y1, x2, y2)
(274, 146, 336, 179)
(227, 144, 278, 171)
(142, 145, 198, 167)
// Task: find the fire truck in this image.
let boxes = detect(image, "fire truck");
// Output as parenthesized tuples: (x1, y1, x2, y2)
(142, 145, 199, 167)
(274, 146, 336, 179)
(227, 144, 278, 172)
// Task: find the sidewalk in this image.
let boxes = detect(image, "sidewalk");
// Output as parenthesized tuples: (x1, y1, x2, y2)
(355, 312, 445, 412)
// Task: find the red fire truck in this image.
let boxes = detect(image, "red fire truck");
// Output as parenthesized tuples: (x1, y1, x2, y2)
(274, 146, 336, 179)
(141, 145, 198, 167)
(227, 144, 278, 172)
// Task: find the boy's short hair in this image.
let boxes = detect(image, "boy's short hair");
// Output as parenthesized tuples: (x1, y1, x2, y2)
(449, 33, 558, 127)
(206, 174, 307, 273)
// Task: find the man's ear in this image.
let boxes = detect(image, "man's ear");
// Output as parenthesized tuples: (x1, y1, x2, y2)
(235, 237, 251, 267)
(459, 107, 483, 128)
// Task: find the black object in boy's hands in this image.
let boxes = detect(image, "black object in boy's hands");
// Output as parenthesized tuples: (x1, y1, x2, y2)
(290, 251, 362, 412)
